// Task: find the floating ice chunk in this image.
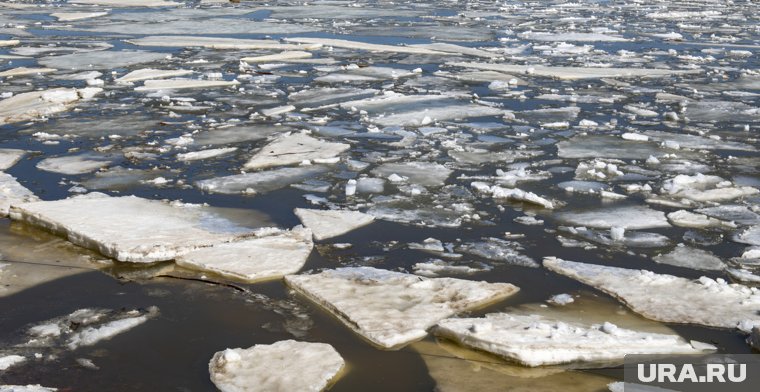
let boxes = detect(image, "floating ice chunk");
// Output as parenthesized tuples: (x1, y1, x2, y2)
(543, 258, 760, 332)
(372, 105, 503, 127)
(0, 40, 20, 47)
(355, 177, 384, 194)
(197, 166, 329, 195)
(548, 294, 574, 306)
(39, 51, 165, 71)
(285, 267, 518, 349)
(435, 313, 711, 367)
(0, 149, 25, 171)
(0, 385, 57, 392)
(0, 173, 38, 217)
(51, 12, 108, 22)
(294, 208, 374, 240)
(0, 67, 56, 78)
(372, 162, 451, 187)
(519, 32, 629, 42)
(559, 227, 668, 248)
(457, 238, 538, 268)
(135, 79, 239, 91)
(661, 174, 758, 203)
(242, 51, 313, 63)
(472, 182, 554, 209)
(286, 37, 445, 55)
(9, 194, 253, 263)
(0, 355, 25, 371)
(70, 0, 180, 6)
(667, 210, 736, 229)
(128, 36, 313, 50)
(261, 105, 296, 117)
(610, 227, 625, 242)
(243, 133, 349, 170)
(412, 260, 489, 278)
(449, 62, 698, 80)
(209, 340, 344, 392)
(115, 69, 193, 83)
(557, 136, 661, 159)
(727, 269, 760, 284)
(176, 227, 313, 283)
(734, 226, 760, 246)
(646, 11, 722, 19)
(653, 245, 725, 271)
(177, 147, 237, 162)
(36, 153, 114, 175)
(696, 205, 760, 226)
(0, 88, 99, 126)
(621, 133, 649, 142)
(556, 206, 669, 230)
(67, 312, 154, 349)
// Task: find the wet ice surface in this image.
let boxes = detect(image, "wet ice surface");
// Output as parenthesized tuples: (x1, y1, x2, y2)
(0, 0, 759, 390)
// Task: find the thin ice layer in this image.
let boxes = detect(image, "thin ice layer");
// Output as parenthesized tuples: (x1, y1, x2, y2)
(435, 313, 712, 367)
(543, 257, 760, 331)
(209, 340, 344, 392)
(285, 267, 518, 349)
(294, 208, 374, 240)
(9, 193, 252, 263)
(176, 227, 313, 283)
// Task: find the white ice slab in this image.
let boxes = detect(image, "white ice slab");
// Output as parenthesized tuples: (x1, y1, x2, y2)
(0, 149, 25, 170)
(51, 12, 108, 22)
(115, 68, 193, 83)
(209, 340, 344, 392)
(449, 62, 699, 80)
(667, 210, 736, 229)
(196, 166, 329, 195)
(9, 193, 253, 263)
(0, 355, 25, 371)
(243, 133, 349, 170)
(176, 227, 313, 283)
(371, 162, 452, 187)
(177, 147, 237, 162)
(135, 79, 239, 91)
(285, 267, 518, 348)
(435, 313, 711, 367)
(294, 208, 374, 240)
(128, 36, 313, 50)
(1, 173, 38, 216)
(544, 257, 760, 332)
(556, 206, 670, 230)
(0, 67, 56, 77)
(653, 245, 724, 271)
(36, 154, 113, 175)
(242, 51, 313, 63)
(286, 37, 444, 55)
(0, 88, 99, 126)
(0, 386, 57, 392)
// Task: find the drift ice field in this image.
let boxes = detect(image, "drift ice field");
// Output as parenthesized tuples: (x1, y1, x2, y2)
(0, 0, 758, 391)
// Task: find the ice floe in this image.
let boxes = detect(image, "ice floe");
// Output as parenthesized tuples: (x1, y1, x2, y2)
(0, 173, 38, 217)
(449, 62, 698, 80)
(209, 340, 344, 392)
(197, 166, 329, 195)
(115, 68, 193, 83)
(243, 133, 349, 170)
(285, 267, 518, 348)
(135, 79, 240, 91)
(0, 149, 25, 171)
(653, 245, 725, 271)
(0, 88, 100, 126)
(294, 208, 374, 241)
(556, 206, 669, 230)
(544, 258, 760, 332)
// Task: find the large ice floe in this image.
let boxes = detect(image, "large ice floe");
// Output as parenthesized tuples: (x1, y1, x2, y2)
(285, 267, 518, 348)
(544, 258, 760, 332)
(209, 340, 344, 392)
(176, 227, 313, 283)
(435, 313, 713, 367)
(243, 132, 350, 170)
(293, 208, 374, 240)
(9, 193, 252, 262)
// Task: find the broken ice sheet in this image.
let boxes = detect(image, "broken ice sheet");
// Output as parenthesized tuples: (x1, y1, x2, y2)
(293, 208, 374, 241)
(0, 88, 100, 126)
(9, 193, 254, 263)
(0, 173, 38, 217)
(38, 51, 166, 71)
(285, 267, 518, 349)
(243, 132, 350, 170)
(544, 257, 760, 332)
(209, 340, 344, 392)
(36, 153, 116, 175)
(457, 238, 538, 268)
(556, 205, 670, 230)
(435, 313, 712, 367)
(196, 166, 329, 195)
(371, 162, 452, 187)
(175, 227, 313, 283)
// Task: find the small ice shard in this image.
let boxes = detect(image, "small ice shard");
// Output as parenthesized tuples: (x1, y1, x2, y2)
(0, 386, 57, 392)
(372, 162, 452, 187)
(435, 313, 712, 367)
(556, 206, 670, 230)
(9, 193, 253, 263)
(548, 294, 574, 306)
(36, 153, 114, 175)
(242, 51, 313, 63)
(653, 245, 725, 271)
(135, 79, 240, 91)
(544, 257, 760, 332)
(115, 69, 193, 83)
(1, 173, 39, 216)
(67, 308, 158, 349)
(0, 149, 26, 171)
(0, 88, 100, 126)
(177, 147, 237, 162)
(449, 62, 698, 80)
(294, 208, 374, 240)
(176, 227, 313, 283)
(285, 267, 518, 348)
(209, 340, 344, 392)
(51, 12, 109, 22)
(243, 133, 350, 170)
(609, 227, 625, 242)
(197, 166, 329, 195)
(667, 210, 736, 229)
(0, 68, 57, 78)
(0, 355, 26, 371)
